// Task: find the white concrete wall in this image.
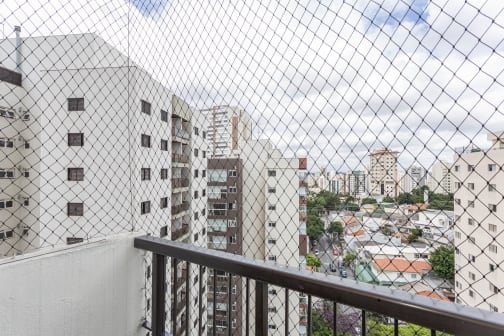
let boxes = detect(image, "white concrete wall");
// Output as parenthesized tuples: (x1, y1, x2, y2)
(0, 234, 145, 336)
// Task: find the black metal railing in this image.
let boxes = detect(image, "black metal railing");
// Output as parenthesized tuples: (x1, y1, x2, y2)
(171, 178, 190, 188)
(134, 235, 504, 336)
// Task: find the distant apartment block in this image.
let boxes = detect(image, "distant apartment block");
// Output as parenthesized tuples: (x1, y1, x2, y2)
(428, 161, 454, 195)
(202, 105, 252, 158)
(453, 131, 504, 313)
(368, 148, 399, 197)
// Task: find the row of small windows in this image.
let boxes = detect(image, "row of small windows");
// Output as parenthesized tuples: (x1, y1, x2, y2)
(455, 182, 497, 191)
(141, 100, 170, 123)
(140, 134, 168, 151)
(454, 164, 500, 172)
(194, 148, 206, 158)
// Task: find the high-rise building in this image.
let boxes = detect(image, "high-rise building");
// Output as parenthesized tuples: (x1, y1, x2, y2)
(206, 158, 244, 335)
(368, 148, 399, 197)
(428, 161, 454, 195)
(0, 33, 208, 335)
(347, 170, 368, 197)
(453, 131, 504, 313)
(202, 106, 252, 158)
(402, 165, 427, 193)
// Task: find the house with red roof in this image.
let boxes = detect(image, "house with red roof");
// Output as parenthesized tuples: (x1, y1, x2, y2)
(368, 258, 432, 286)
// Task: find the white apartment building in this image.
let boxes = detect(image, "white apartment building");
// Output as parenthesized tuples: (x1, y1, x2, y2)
(241, 139, 304, 336)
(202, 105, 252, 158)
(347, 170, 368, 197)
(403, 165, 427, 193)
(428, 161, 454, 195)
(453, 131, 504, 313)
(369, 148, 399, 197)
(0, 33, 207, 335)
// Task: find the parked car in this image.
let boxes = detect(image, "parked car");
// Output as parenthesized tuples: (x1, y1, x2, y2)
(330, 263, 337, 272)
(314, 249, 319, 256)
(339, 268, 347, 278)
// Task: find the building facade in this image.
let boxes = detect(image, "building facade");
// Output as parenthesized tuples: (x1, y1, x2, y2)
(428, 161, 454, 195)
(368, 148, 399, 197)
(0, 33, 207, 335)
(453, 131, 504, 313)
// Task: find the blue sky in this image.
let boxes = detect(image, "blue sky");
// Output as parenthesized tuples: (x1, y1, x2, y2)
(363, 0, 429, 30)
(129, 0, 168, 17)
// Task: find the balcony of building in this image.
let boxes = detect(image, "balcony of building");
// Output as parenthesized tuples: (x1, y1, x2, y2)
(2, 234, 504, 336)
(171, 202, 190, 216)
(171, 177, 189, 189)
(171, 223, 189, 240)
(171, 153, 190, 164)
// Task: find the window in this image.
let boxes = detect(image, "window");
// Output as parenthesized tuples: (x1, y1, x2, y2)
(202, 151, 206, 158)
(67, 202, 84, 216)
(268, 289, 277, 295)
(490, 264, 496, 272)
(469, 254, 475, 262)
(194, 148, 198, 157)
(202, 208, 206, 216)
(268, 238, 276, 244)
(193, 126, 199, 135)
(161, 168, 168, 180)
(468, 218, 474, 226)
(489, 184, 496, 192)
(268, 307, 277, 313)
(268, 187, 276, 193)
(0, 138, 14, 148)
(490, 283, 499, 294)
(268, 255, 277, 261)
(268, 170, 276, 177)
(161, 139, 168, 151)
(232, 285, 237, 294)
(160, 197, 168, 209)
(469, 272, 476, 281)
(141, 168, 151, 181)
(228, 219, 236, 227)
(228, 186, 237, 193)
(68, 168, 84, 181)
(268, 204, 276, 210)
(141, 134, 151, 148)
(203, 131, 206, 138)
(468, 165, 474, 172)
(194, 190, 199, 199)
(469, 290, 474, 298)
(489, 244, 498, 253)
(468, 183, 474, 190)
(202, 189, 206, 197)
(160, 226, 168, 237)
(488, 164, 497, 171)
(455, 231, 461, 239)
(0, 230, 14, 240)
(454, 165, 459, 172)
(468, 200, 474, 208)
(0, 169, 15, 179)
(228, 202, 236, 209)
(268, 325, 277, 330)
(194, 169, 198, 178)
(229, 235, 237, 244)
(489, 204, 497, 212)
(489, 223, 497, 232)
(0, 199, 14, 209)
(455, 182, 462, 189)
(141, 201, 150, 215)
(194, 212, 199, 220)
(68, 133, 84, 146)
(68, 98, 84, 111)
(268, 221, 276, 227)
(141, 100, 151, 115)
(228, 170, 237, 177)
(160, 109, 168, 122)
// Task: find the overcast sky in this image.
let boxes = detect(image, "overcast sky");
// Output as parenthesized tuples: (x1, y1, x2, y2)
(1, 0, 503, 172)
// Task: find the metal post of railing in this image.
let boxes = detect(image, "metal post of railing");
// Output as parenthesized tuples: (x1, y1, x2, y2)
(213, 269, 217, 336)
(362, 310, 366, 336)
(285, 288, 289, 335)
(185, 263, 190, 336)
(152, 253, 166, 336)
(246, 278, 250, 336)
(394, 318, 399, 336)
(255, 281, 268, 336)
(198, 265, 203, 335)
(333, 301, 337, 336)
(307, 295, 312, 336)
(228, 273, 232, 336)
(172, 258, 178, 336)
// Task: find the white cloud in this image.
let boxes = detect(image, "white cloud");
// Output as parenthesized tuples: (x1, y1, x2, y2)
(1, 0, 503, 172)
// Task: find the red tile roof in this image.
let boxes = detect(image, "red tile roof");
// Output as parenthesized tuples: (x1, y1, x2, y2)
(416, 291, 450, 301)
(373, 259, 431, 273)
(350, 229, 366, 236)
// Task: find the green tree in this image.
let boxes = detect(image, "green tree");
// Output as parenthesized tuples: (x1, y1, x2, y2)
(346, 203, 360, 211)
(306, 254, 322, 271)
(407, 233, 419, 243)
(307, 215, 325, 242)
(361, 197, 377, 205)
(312, 310, 332, 336)
(328, 221, 344, 236)
(397, 192, 414, 204)
(411, 228, 423, 237)
(343, 252, 356, 265)
(382, 196, 395, 203)
(429, 246, 455, 280)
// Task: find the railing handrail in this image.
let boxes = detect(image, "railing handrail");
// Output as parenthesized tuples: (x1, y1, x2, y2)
(134, 235, 504, 336)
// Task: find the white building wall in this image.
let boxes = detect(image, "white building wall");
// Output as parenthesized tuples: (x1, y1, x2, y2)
(453, 132, 504, 313)
(0, 234, 145, 336)
(428, 161, 454, 195)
